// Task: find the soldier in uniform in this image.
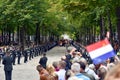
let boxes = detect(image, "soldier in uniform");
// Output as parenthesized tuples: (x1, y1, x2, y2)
(0, 48, 2, 66)
(17, 48, 22, 64)
(0, 54, 1, 67)
(35, 47, 38, 56)
(38, 46, 41, 55)
(29, 48, 32, 60)
(11, 50, 16, 65)
(24, 49, 28, 63)
(31, 48, 34, 59)
(34, 47, 37, 57)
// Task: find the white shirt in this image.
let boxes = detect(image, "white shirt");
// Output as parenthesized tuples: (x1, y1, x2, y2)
(85, 67, 99, 80)
(56, 69, 66, 80)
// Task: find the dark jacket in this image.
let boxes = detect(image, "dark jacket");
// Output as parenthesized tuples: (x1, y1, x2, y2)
(2, 55, 13, 71)
(39, 56, 48, 69)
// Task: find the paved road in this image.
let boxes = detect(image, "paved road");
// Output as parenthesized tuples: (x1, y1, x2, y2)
(0, 46, 68, 80)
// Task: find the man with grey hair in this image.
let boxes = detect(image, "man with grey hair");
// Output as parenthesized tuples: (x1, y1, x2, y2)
(80, 58, 99, 80)
(71, 62, 90, 80)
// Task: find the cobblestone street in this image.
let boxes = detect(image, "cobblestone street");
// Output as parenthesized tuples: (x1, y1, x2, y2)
(0, 46, 68, 80)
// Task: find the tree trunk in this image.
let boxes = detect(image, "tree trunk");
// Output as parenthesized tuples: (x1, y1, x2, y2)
(39, 24, 41, 44)
(35, 23, 40, 45)
(41, 25, 44, 43)
(17, 26, 20, 45)
(116, 7, 120, 44)
(45, 30, 47, 42)
(93, 25, 96, 42)
(20, 26, 25, 51)
(12, 32, 14, 44)
(108, 10, 113, 44)
(86, 27, 89, 45)
(1, 27, 4, 45)
(100, 15, 105, 40)
(8, 31, 11, 45)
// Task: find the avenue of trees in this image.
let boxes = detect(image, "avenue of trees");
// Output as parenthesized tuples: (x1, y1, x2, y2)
(61, 0, 120, 45)
(0, 0, 120, 48)
(0, 0, 68, 49)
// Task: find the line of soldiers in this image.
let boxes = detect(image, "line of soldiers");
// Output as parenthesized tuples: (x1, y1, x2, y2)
(0, 41, 57, 65)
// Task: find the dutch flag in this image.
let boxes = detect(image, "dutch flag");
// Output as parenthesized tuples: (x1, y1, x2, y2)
(86, 39, 116, 64)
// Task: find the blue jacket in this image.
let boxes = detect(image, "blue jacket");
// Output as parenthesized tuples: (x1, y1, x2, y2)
(76, 73, 90, 80)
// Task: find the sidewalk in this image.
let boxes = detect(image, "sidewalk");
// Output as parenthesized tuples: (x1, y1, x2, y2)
(0, 46, 67, 80)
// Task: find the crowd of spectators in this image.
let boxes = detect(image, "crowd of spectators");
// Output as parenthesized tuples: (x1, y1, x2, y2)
(36, 43, 120, 80)
(1, 40, 120, 80)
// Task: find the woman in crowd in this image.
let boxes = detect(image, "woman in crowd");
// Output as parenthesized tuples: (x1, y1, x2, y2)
(46, 64, 58, 80)
(36, 64, 49, 80)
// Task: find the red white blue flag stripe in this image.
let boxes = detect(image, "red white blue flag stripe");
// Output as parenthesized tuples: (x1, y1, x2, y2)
(86, 39, 116, 64)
